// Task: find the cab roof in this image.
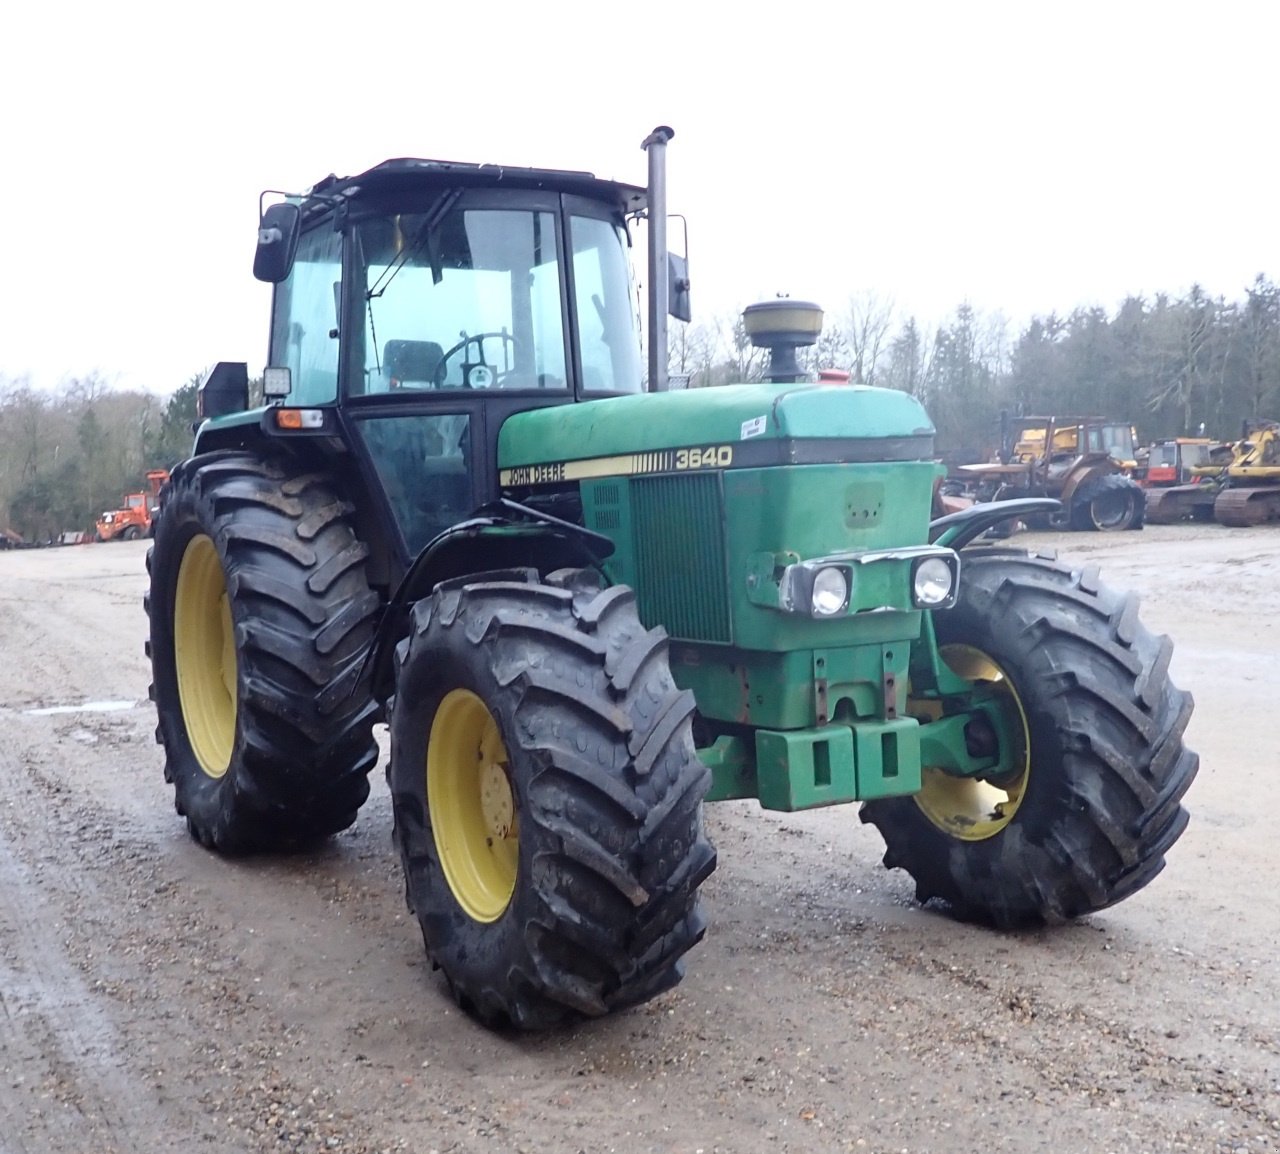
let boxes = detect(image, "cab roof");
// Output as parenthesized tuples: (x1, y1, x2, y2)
(293, 157, 646, 222)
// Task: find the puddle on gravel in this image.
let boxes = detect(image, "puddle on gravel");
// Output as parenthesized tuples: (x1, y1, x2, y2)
(23, 700, 139, 716)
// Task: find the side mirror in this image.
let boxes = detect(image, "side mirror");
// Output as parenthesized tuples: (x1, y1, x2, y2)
(198, 362, 249, 420)
(253, 202, 301, 283)
(668, 251, 691, 323)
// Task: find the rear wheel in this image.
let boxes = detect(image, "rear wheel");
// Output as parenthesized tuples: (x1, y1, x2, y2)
(1070, 474, 1144, 531)
(388, 569, 715, 1030)
(146, 452, 380, 852)
(861, 548, 1198, 926)
(122, 524, 142, 541)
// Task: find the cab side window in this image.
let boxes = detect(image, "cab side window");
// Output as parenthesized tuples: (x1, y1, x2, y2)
(570, 215, 642, 393)
(269, 226, 342, 404)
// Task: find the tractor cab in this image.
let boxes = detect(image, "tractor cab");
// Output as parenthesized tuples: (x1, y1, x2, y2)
(1139, 438, 1215, 486)
(202, 156, 656, 561)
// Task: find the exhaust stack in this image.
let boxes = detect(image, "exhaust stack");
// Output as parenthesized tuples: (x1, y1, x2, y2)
(642, 126, 674, 392)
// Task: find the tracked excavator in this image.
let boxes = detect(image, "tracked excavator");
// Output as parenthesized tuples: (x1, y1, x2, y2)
(1145, 422, 1280, 526)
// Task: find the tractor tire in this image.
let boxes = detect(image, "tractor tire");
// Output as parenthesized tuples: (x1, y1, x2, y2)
(860, 548, 1198, 927)
(1069, 474, 1144, 531)
(146, 452, 380, 853)
(387, 568, 716, 1030)
(122, 525, 141, 541)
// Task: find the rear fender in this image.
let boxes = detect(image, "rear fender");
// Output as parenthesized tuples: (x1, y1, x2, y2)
(1059, 461, 1113, 505)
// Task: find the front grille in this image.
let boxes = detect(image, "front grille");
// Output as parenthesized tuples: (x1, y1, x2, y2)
(631, 473, 731, 643)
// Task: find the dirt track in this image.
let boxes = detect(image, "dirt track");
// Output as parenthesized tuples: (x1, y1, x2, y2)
(0, 526, 1276, 1154)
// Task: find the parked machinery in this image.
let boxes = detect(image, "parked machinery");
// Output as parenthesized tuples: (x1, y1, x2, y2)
(953, 414, 1145, 531)
(1145, 422, 1280, 526)
(95, 469, 170, 541)
(1135, 438, 1217, 488)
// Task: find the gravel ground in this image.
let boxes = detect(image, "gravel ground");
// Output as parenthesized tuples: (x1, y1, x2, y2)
(0, 525, 1276, 1154)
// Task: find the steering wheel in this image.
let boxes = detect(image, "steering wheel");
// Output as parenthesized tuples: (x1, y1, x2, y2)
(439, 331, 519, 388)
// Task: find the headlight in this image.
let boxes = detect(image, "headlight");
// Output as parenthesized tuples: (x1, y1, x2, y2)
(912, 556, 955, 606)
(811, 567, 849, 616)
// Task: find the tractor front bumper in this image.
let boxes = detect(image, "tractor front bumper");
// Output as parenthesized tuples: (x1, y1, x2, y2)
(701, 717, 924, 811)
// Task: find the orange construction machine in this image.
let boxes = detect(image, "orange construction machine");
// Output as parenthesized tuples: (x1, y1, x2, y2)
(95, 469, 170, 541)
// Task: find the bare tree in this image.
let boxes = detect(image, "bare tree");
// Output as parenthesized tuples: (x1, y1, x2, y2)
(1241, 275, 1280, 422)
(712, 311, 766, 385)
(1147, 286, 1217, 434)
(801, 323, 851, 377)
(843, 291, 896, 384)
(667, 318, 718, 387)
(63, 372, 115, 406)
(0, 383, 52, 486)
(881, 317, 935, 399)
(975, 309, 1013, 381)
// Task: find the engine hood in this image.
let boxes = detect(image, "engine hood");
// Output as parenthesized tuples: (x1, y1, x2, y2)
(497, 382, 936, 477)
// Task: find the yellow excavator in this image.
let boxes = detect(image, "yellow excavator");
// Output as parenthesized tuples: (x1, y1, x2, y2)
(1145, 421, 1280, 526)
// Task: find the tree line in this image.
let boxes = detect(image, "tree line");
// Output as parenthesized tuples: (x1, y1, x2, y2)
(671, 276, 1280, 461)
(0, 377, 196, 541)
(4, 275, 1277, 538)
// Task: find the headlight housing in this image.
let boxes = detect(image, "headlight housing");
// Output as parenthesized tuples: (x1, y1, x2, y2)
(810, 567, 850, 616)
(912, 555, 956, 607)
(765, 545, 961, 617)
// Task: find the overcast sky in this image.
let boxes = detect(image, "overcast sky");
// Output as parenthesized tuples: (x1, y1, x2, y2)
(2, 1, 1274, 394)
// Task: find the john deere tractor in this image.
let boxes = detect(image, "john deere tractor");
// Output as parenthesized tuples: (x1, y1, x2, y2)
(146, 128, 1198, 1031)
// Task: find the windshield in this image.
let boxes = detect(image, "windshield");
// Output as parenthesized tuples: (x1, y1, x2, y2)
(1101, 424, 1136, 460)
(352, 204, 641, 395)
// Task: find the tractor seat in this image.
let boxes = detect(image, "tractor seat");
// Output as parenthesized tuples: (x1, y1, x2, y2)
(385, 339, 445, 388)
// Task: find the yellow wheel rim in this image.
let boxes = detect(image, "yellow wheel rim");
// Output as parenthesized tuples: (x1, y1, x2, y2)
(428, 689, 518, 922)
(174, 534, 237, 778)
(913, 645, 1029, 841)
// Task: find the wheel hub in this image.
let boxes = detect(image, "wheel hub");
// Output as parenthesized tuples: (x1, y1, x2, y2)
(1092, 489, 1130, 529)
(428, 689, 519, 923)
(173, 534, 237, 778)
(479, 758, 514, 840)
(912, 645, 1029, 841)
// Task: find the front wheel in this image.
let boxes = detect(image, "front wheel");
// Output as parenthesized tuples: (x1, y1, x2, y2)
(861, 548, 1198, 926)
(387, 569, 715, 1030)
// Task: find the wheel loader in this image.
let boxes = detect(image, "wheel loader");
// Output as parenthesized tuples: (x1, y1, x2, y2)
(96, 469, 170, 541)
(1145, 421, 1280, 526)
(146, 128, 1198, 1031)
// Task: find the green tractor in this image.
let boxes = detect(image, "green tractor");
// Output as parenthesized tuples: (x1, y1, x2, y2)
(146, 128, 1198, 1031)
